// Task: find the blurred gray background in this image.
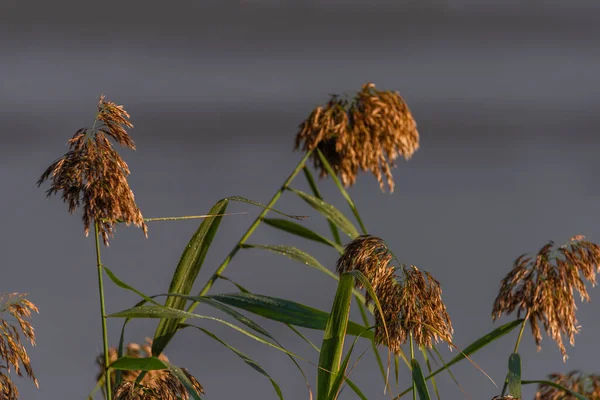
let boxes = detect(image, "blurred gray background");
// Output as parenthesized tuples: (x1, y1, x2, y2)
(2, 0, 599, 399)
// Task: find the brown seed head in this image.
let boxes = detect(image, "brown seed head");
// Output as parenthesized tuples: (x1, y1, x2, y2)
(295, 83, 419, 192)
(38, 96, 147, 245)
(492, 236, 600, 361)
(336, 236, 452, 352)
(97, 338, 204, 400)
(535, 370, 600, 400)
(0, 293, 39, 399)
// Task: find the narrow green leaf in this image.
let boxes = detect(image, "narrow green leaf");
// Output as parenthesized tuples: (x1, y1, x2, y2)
(421, 347, 440, 400)
(288, 188, 360, 239)
(427, 319, 523, 379)
(412, 359, 432, 400)
(109, 356, 168, 371)
(103, 265, 161, 306)
(345, 378, 369, 400)
(110, 306, 307, 362)
(522, 380, 589, 400)
(396, 320, 524, 399)
(182, 325, 284, 400)
(262, 217, 345, 253)
(164, 361, 203, 400)
(208, 292, 372, 339)
(316, 149, 367, 234)
(317, 273, 354, 400)
(226, 195, 307, 220)
(328, 335, 361, 400)
(153, 199, 229, 356)
(241, 243, 338, 280)
(302, 166, 342, 245)
(508, 353, 521, 399)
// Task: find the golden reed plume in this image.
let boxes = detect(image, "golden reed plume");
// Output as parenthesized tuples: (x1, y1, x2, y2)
(295, 83, 419, 192)
(38, 95, 147, 245)
(492, 235, 600, 361)
(0, 293, 39, 400)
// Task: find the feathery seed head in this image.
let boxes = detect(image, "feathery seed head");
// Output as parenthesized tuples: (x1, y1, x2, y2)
(336, 236, 452, 352)
(38, 96, 147, 245)
(492, 236, 600, 361)
(0, 293, 39, 399)
(295, 83, 419, 192)
(97, 338, 204, 400)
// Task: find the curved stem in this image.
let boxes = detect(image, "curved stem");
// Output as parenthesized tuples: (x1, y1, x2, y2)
(410, 334, 416, 400)
(187, 150, 313, 311)
(94, 222, 112, 400)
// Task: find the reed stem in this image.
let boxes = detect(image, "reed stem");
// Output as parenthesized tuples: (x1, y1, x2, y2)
(94, 221, 112, 400)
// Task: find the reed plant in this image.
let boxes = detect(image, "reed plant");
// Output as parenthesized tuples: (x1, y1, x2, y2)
(26, 84, 599, 400)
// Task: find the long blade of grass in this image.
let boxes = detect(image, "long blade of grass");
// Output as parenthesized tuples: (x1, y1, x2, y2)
(110, 306, 308, 362)
(288, 188, 360, 239)
(226, 196, 307, 220)
(420, 347, 440, 400)
(262, 217, 345, 253)
(430, 345, 468, 399)
(152, 199, 229, 356)
(181, 324, 284, 400)
(411, 359, 432, 400)
(103, 265, 161, 306)
(241, 243, 338, 279)
(345, 378, 369, 400)
(521, 380, 589, 400)
(394, 319, 523, 399)
(508, 353, 521, 399)
(303, 166, 342, 245)
(208, 292, 372, 339)
(317, 273, 354, 400)
(316, 149, 367, 234)
(328, 334, 362, 400)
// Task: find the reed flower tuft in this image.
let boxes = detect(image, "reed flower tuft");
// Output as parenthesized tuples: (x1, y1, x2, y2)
(492, 235, 600, 361)
(336, 235, 452, 352)
(295, 82, 419, 192)
(0, 293, 39, 399)
(38, 95, 147, 245)
(535, 370, 600, 400)
(97, 338, 204, 400)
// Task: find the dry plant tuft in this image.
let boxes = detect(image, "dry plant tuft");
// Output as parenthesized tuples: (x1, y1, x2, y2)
(336, 235, 452, 352)
(492, 235, 600, 361)
(0, 293, 39, 399)
(535, 370, 600, 400)
(97, 338, 204, 400)
(38, 95, 147, 245)
(295, 82, 419, 192)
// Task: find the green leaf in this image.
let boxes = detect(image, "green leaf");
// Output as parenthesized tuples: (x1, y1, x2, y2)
(522, 380, 589, 400)
(328, 335, 361, 400)
(208, 292, 372, 339)
(345, 378, 369, 400)
(181, 324, 284, 400)
(427, 319, 523, 379)
(421, 347, 440, 400)
(288, 188, 360, 239)
(241, 243, 338, 280)
(226, 196, 307, 220)
(317, 273, 354, 400)
(302, 166, 342, 245)
(262, 217, 345, 253)
(103, 265, 161, 306)
(153, 199, 229, 356)
(412, 359, 432, 400)
(397, 319, 524, 398)
(508, 353, 521, 399)
(109, 356, 168, 371)
(316, 149, 367, 234)
(109, 305, 307, 361)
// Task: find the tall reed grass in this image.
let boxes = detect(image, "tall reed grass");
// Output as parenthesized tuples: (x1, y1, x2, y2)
(18, 84, 598, 400)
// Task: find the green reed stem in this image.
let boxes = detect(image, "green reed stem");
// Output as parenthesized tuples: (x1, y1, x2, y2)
(94, 221, 112, 400)
(410, 334, 416, 400)
(143, 212, 246, 222)
(186, 150, 313, 310)
(501, 312, 530, 397)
